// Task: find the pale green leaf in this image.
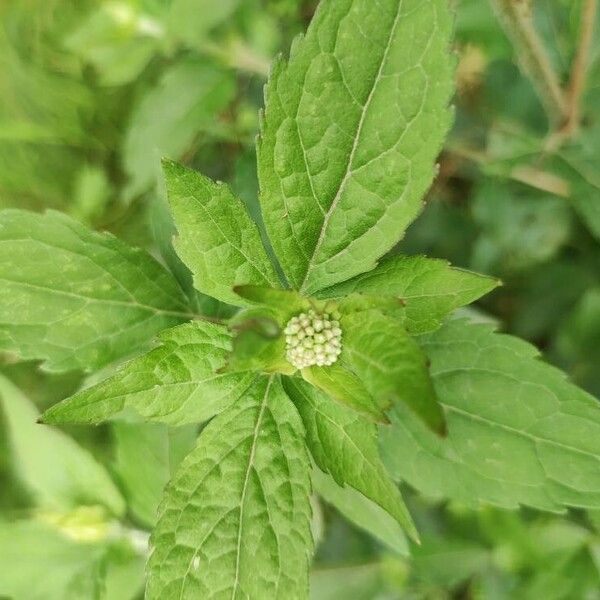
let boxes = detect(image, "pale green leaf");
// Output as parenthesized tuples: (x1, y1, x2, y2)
(310, 563, 386, 600)
(43, 322, 255, 426)
(113, 421, 197, 527)
(0, 209, 191, 373)
(312, 467, 408, 556)
(283, 377, 417, 541)
(148, 376, 313, 599)
(164, 160, 280, 306)
(257, 0, 454, 293)
(168, 0, 241, 47)
(123, 61, 236, 199)
(381, 320, 600, 512)
(341, 309, 446, 434)
(320, 255, 499, 333)
(0, 520, 106, 600)
(0, 375, 125, 515)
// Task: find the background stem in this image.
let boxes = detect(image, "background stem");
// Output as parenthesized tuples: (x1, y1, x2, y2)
(490, 0, 568, 127)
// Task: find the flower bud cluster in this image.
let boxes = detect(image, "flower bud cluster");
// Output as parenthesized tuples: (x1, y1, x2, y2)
(284, 309, 342, 369)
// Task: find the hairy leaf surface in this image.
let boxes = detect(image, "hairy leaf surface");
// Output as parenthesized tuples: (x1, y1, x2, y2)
(321, 255, 499, 333)
(43, 322, 255, 426)
(258, 0, 454, 293)
(148, 376, 313, 599)
(284, 377, 417, 541)
(381, 320, 600, 512)
(164, 160, 279, 306)
(0, 209, 191, 373)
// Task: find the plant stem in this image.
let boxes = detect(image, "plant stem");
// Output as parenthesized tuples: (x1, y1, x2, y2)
(490, 0, 568, 126)
(563, 0, 598, 136)
(447, 143, 571, 198)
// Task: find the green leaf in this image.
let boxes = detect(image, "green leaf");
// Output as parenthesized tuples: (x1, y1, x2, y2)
(163, 160, 280, 306)
(341, 309, 446, 435)
(471, 180, 572, 273)
(312, 467, 408, 556)
(411, 537, 490, 588)
(0, 375, 124, 515)
(0, 520, 106, 600)
(113, 421, 197, 527)
(320, 255, 499, 333)
(233, 285, 310, 320)
(302, 364, 386, 423)
(283, 377, 417, 541)
(554, 128, 600, 241)
(226, 311, 293, 375)
(123, 61, 236, 199)
(148, 376, 313, 599)
(42, 322, 255, 426)
(0, 209, 191, 373)
(380, 319, 600, 512)
(257, 0, 454, 293)
(168, 0, 241, 47)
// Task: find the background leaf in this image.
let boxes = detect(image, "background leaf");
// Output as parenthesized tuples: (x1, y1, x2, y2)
(0, 374, 124, 515)
(113, 421, 197, 527)
(381, 319, 600, 512)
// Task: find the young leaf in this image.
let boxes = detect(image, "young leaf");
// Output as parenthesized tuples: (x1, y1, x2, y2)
(148, 376, 313, 599)
(380, 320, 600, 512)
(341, 309, 446, 435)
(312, 467, 409, 556)
(163, 160, 280, 306)
(302, 364, 387, 423)
(113, 422, 197, 527)
(42, 322, 256, 426)
(321, 255, 499, 333)
(0, 375, 125, 515)
(257, 0, 454, 293)
(283, 377, 418, 541)
(0, 209, 191, 373)
(233, 285, 310, 320)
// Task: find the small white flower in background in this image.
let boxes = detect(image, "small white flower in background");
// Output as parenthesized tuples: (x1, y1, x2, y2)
(284, 309, 342, 369)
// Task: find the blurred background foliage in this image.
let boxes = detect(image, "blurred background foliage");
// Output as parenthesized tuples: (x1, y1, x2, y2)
(0, 0, 599, 598)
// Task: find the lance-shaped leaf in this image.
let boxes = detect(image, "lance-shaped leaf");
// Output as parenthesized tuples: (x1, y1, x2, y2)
(148, 376, 313, 599)
(257, 0, 454, 294)
(380, 320, 600, 512)
(321, 255, 499, 333)
(283, 377, 417, 541)
(302, 364, 386, 423)
(163, 160, 279, 306)
(0, 209, 192, 373)
(0, 375, 125, 515)
(43, 322, 255, 426)
(341, 309, 446, 435)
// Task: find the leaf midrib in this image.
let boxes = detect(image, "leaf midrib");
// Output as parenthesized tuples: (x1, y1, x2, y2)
(299, 1, 403, 292)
